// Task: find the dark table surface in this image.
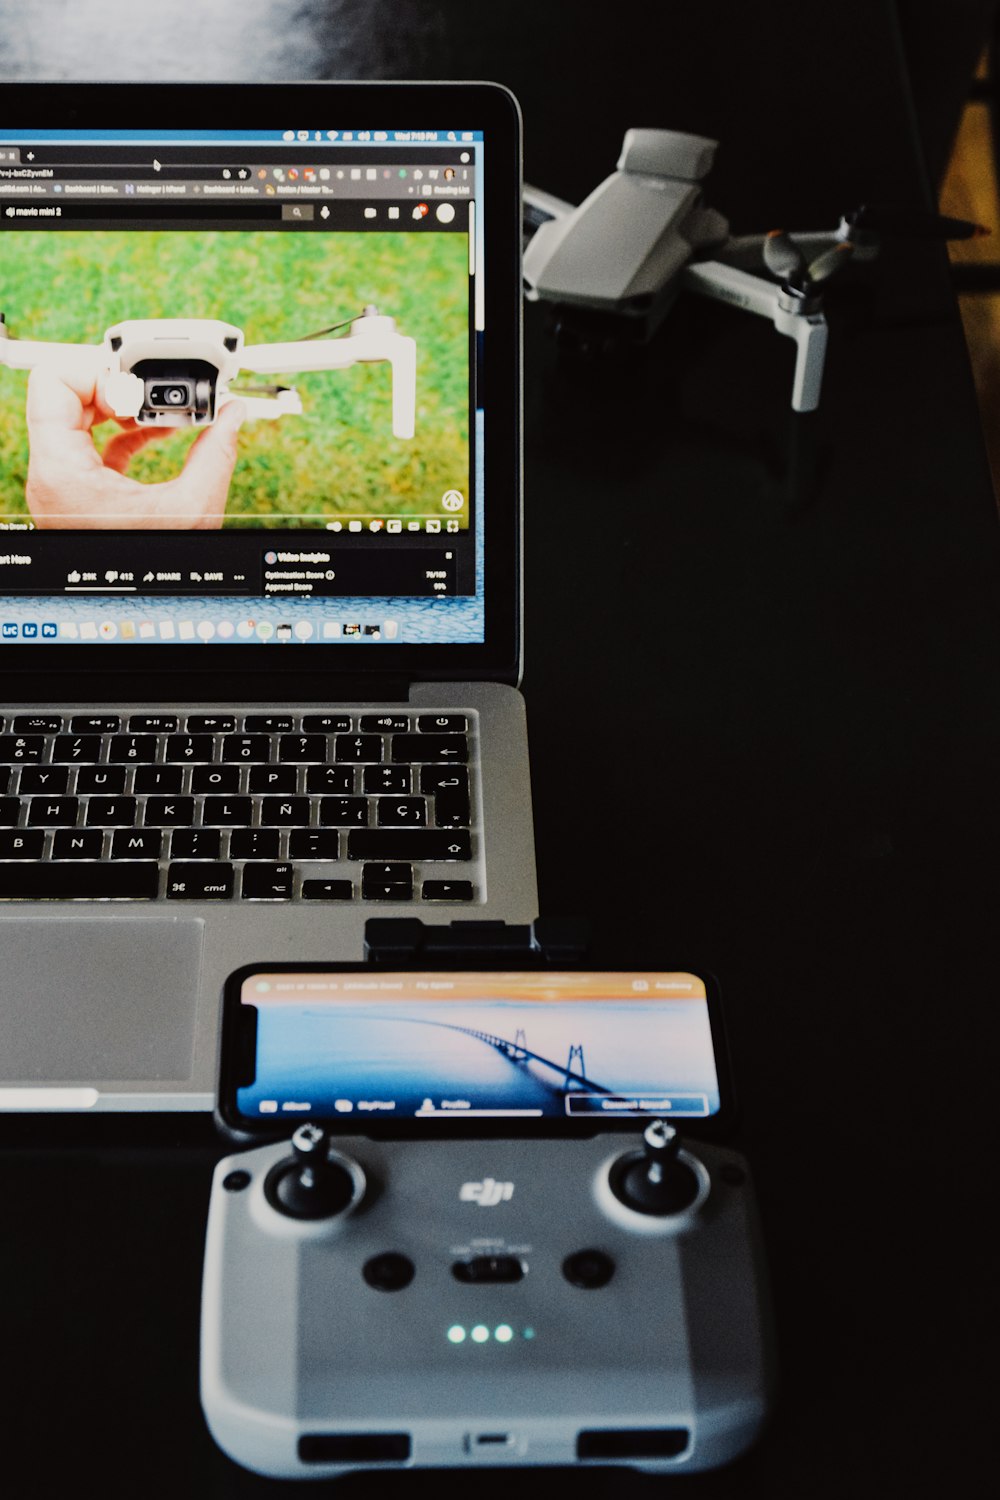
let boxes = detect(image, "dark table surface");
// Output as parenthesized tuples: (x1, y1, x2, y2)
(2, 1, 998, 1493)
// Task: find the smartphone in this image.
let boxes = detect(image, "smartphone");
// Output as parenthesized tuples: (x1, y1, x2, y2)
(218, 964, 733, 1142)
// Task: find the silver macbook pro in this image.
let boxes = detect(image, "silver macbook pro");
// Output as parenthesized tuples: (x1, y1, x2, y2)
(0, 81, 536, 1111)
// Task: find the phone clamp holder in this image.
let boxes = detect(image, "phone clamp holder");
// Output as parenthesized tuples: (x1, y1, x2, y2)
(363, 916, 589, 967)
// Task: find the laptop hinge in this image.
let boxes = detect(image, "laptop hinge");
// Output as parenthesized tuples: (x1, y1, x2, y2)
(364, 918, 590, 967)
(0, 672, 413, 705)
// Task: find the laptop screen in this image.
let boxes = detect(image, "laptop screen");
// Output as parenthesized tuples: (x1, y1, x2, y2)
(0, 88, 518, 674)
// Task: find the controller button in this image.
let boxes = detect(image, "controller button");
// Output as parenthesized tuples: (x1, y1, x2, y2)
(452, 1255, 524, 1283)
(562, 1249, 615, 1289)
(222, 1170, 251, 1192)
(363, 1252, 416, 1292)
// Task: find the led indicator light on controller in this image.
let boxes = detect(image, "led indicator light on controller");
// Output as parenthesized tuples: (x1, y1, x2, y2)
(447, 1325, 466, 1344)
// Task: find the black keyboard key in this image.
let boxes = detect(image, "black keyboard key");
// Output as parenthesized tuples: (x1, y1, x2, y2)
(0, 797, 21, 825)
(0, 771, 8, 794)
(278, 734, 327, 763)
(70, 715, 120, 732)
(305, 765, 354, 794)
(420, 766, 469, 796)
(77, 766, 128, 794)
(0, 861, 159, 899)
(166, 862, 234, 899)
(244, 716, 295, 733)
(434, 787, 471, 827)
(334, 734, 382, 763)
(86, 798, 137, 826)
(171, 829, 221, 859)
(319, 796, 368, 827)
(376, 797, 427, 826)
(52, 829, 104, 859)
(221, 735, 271, 762)
(187, 715, 236, 733)
(133, 765, 184, 794)
(417, 715, 468, 734)
(111, 829, 163, 859)
(0, 830, 44, 859)
(361, 862, 413, 900)
(52, 735, 102, 763)
(249, 765, 299, 794)
(363, 765, 410, 794)
(230, 828, 281, 860)
(12, 715, 63, 733)
(0, 736, 45, 763)
(109, 735, 158, 763)
(422, 880, 474, 901)
(302, 878, 353, 900)
(242, 863, 293, 899)
(260, 796, 310, 827)
(165, 734, 214, 762)
(302, 715, 352, 732)
(18, 767, 70, 794)
(129, 715, 177, 732)
(391, 734, 467, 764)
(348, 829, 472, 861)
(144, 796, 195, 825)
(360, 714, 409, 732)
(192, 766, 241, 794)
(288, 829, 339, 860)
(202, 797, 253, 826)
(28, 797, 79, 826)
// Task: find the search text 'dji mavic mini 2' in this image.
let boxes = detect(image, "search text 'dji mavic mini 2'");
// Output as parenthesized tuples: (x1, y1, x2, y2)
(200, 1119, 773, 1478)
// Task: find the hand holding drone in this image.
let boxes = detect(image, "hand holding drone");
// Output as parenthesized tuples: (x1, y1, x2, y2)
(0, 303, 417, 438)
(523, 129, 986, 412)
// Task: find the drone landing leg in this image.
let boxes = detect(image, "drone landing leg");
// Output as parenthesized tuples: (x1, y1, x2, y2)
(777, 311, 828, 413)
(681, 260, 829, 412)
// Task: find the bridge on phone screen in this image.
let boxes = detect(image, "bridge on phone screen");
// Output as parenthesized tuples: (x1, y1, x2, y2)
(392, 1015, 614, 1099)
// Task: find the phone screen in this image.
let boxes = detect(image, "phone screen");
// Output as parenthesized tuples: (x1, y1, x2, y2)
(223, 968, 725, 1135)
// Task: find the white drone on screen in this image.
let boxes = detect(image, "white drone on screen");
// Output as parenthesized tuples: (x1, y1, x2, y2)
(0, 304, 417, 437)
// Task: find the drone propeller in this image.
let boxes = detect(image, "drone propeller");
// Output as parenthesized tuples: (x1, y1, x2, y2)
(763, 229, 807, 282)
(803, 240, 854, 286)
(845, 203, 990, 240)
(764, 229, 853, 292)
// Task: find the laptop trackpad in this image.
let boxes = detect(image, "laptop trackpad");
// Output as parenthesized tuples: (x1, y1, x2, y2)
(0, 918, 202, 1085)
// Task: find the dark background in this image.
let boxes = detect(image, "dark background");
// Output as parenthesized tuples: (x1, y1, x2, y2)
(1, 1, 998, 1493)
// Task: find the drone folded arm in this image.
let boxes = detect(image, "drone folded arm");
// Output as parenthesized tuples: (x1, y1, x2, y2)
(681, 261, 828, 413)
(241, 328, 417, 440)
(0, 334, 103, 380)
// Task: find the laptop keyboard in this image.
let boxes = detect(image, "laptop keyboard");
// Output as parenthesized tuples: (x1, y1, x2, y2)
(0, 711, 476, 902)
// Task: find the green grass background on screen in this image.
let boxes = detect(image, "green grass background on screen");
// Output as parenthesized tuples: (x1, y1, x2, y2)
(0, 228, 469, 527)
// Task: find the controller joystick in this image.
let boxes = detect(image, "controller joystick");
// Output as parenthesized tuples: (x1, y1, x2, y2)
(609, 1120, 702, 1216)
(264, 1124, 358, 1220)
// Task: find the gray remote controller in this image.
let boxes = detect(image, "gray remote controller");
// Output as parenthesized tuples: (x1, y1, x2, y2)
(200, 1121, 773, 1477)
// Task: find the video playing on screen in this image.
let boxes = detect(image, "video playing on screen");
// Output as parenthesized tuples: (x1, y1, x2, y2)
(0, 229, 469, 532)
(236, 971, 722, 1124)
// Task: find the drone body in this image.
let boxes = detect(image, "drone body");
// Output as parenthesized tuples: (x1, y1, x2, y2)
(524, 128, 729, 323)
(523, 128, 854, 412)
(0, 305, 417, 437)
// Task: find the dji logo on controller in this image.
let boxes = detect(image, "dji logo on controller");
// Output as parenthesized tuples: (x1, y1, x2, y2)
(460, 1178, 514, 1207)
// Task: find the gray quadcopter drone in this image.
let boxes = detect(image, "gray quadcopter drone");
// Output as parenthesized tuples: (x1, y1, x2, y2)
(523, 127, 977, 412)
